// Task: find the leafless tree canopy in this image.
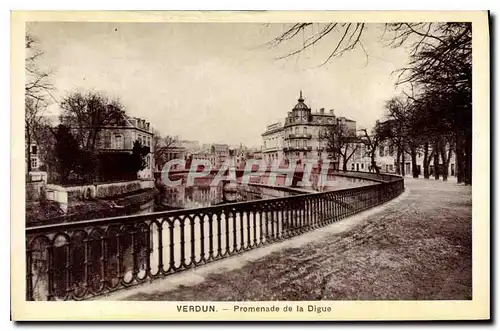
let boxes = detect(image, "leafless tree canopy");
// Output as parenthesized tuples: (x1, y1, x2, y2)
(59, 91, 127, 152)
(25, 34, 53, 101)
(153, 130, 178, 170)
(25, 33, 54, 173)
(267, 23, 366, 66)
(323, 124, 359, 171)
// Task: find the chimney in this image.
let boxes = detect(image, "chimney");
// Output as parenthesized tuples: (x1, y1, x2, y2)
(330, 109, 335, 115)
(320, 108, 325, 114)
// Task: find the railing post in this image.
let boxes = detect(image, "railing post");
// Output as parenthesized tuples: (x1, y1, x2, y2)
(25, 243, 34, 301)
(224, 211, 230, 254)
(179, 218, 186, 268)
(157, 221, 164, 273)
(239, 210, 245, 249)
(168, 221, 175, 271)
(199, 216, 206, 262)
(47, 245, 55, 301)
(189, 217, 196, 266)
(245, 211, 251, 249)
(216, 212, 223, 257)
(131, 228, 139, 280)
(100, 236, 107, 292)
(208, 214, 214, 260)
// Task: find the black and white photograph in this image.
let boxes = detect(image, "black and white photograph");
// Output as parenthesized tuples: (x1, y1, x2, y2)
(11, 10, 489, 321)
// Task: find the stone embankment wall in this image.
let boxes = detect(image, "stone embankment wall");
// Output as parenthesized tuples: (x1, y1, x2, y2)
(44, 180, 155, 212)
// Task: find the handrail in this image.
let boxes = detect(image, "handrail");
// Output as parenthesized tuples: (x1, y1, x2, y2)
(25, 171, 404, 301)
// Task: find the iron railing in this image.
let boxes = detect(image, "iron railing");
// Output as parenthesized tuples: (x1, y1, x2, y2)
(25, 172, 404, 301)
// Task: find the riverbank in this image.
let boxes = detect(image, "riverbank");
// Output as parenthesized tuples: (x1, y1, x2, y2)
(26, 188, 159, 226)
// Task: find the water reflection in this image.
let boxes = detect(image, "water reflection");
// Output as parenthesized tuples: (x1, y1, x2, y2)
(163, 184, 224, 209)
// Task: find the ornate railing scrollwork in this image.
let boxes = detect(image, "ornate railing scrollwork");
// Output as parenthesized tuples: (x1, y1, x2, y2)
(26, 171, 404, 301)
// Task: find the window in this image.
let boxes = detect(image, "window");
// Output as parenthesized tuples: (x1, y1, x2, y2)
(361, 163, 364, 169)
(388, 145, 394, 156)
(30, 157, 38, 169)
(31, 145, 37, 155)
(114, 135, 124, 149)
(303, 127, 307, 134)
(295, 127, 299, 134)
(379, 146, 384, 157)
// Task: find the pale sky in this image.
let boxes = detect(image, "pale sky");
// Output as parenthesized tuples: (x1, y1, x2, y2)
(28, 22, 410, 148)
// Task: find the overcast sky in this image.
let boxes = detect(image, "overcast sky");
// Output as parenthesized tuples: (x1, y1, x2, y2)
(29, 22, 411, 148)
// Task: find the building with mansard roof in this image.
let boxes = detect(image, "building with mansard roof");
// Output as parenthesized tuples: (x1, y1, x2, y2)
(261, 91, 357, 166)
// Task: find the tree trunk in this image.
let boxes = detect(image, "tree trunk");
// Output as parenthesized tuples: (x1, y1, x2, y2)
(410, 146, 418, 178)
(396, 147, 401, 175)
(423, 141, 430, 179)
(371, 153, 379, 174)
(26, 124, 32, 174)
(439, 140, 448, 181)
(433, 140, 440, 180)
(465, 129, 472, 185)
(456, 130, 465, 184)
(342, 158, 348, 171)
(401, 147, 406, 177)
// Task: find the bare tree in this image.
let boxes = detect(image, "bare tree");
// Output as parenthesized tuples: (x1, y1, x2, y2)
(359, 127, 381, 174)
(323, 124, 359, 171)
(25, 33, 53, 175)
(25, 33, 53, 101)
(153, 130, 179, 171)
(59, 91, 127, 153)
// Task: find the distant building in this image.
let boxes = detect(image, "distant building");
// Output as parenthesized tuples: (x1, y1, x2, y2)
(190, 152, 217, 167)
(191, 143, 230, 168)
(261, 91, 357, 166)
(178, 140, 200, 154)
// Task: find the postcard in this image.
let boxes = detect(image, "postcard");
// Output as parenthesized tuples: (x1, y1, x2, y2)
(11, 10, 490, 321)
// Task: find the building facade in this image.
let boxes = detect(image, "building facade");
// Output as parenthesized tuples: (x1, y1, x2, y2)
(346, 140, 457, 178)
(261, 91, 357, 166)
(95, 115, 155, 180)
(191, 143, 230, 168)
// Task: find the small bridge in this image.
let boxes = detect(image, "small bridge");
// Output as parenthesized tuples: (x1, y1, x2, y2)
(25, 170, 404, 301)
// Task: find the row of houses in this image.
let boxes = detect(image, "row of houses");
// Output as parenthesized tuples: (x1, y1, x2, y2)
(346, 142, 456, 178)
